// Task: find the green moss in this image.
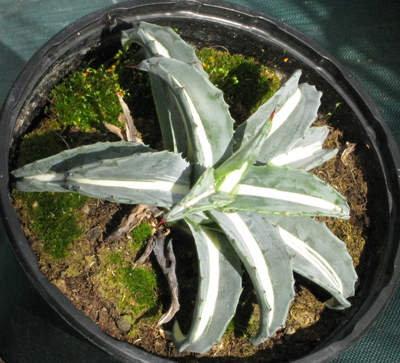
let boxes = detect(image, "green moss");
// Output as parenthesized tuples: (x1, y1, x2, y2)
(196, 48, 280, 122)
(13, 190, 88, 259)
(226, 319, 235, 332)
(14, 128, 88, 259)
(17, 132, 65, 167)
(131, 222, 153, 242)
(49, 62, 126, 133)
(108, 251, 125, 266)
(45, 46, 279, 145)
(121, 267, 157, 309)
(246, 304, 261, 336)
(99, 249, 159, 319)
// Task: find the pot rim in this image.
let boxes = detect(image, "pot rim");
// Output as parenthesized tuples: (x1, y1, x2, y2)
(1, 1, 400, 362)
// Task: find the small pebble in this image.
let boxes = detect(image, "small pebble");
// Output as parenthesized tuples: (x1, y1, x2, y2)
(82, 205, 90, 214)
(116, 315, 132, 333)
(52, 278, 67, 294)
(284, 326, 296, 335)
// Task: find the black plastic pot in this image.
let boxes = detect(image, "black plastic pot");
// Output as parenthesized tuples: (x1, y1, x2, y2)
(1, 1, 400, 362)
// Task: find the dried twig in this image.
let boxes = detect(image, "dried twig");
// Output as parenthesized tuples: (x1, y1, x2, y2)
(103, 121, 126, 141)
(50, 130, 70, 149)
(340, 142, 356, 166)
(117, 93, 143, 143)
(133, 237, 156, 269)
(154, 230, 180, 326)
(106, 204, 162, 241)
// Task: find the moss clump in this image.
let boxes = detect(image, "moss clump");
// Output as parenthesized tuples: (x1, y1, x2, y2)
(17, 132, 65, 167)
(108, 251, 125, 266)
(13, 128, 89, 259)
(121, 267, 158, 308)
(196, 48, 280, 122)
(226, 319, 235, 332)
(13, 191, 88, 259)
(98, 249, 160, 321)
(48, 61, 126, 133)
(131, 222, 153, 242)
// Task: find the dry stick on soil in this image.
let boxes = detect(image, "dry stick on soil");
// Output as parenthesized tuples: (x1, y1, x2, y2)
(118, 93, 143, 143)
(133, 236, 156, 269)
(106, 204, 162, 241)
(153, 230, 180, 326)
(103, 121, 127, 141)
(107, 95, 180, 323)
(103, 94, 143, 143)
(105, 94, 155, 241)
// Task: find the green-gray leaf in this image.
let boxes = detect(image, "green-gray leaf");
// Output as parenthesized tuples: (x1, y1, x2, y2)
(226, 164, 349, 218)
(12, 142, 191, 208)
(121, 22, 206, 76)
(233, 70, 301, 151)
(122, 22, 207, 153)
(137, 57, 234, 174)
(214, 111, 272, 193)
(12, 141, 152, 178)
(166, 167, 233, 221)
(256, 83, 322, 164)
(264, 215, 357, 309)
(270, 126, 338, 170)
(209, 210, 295, 345)
(173, 219, 242, 353)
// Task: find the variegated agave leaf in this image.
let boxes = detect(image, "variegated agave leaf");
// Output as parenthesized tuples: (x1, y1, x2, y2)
(214, 109, 273, 193)
(12, 141, 150, 178)
(264, 215, 357, 309)
(166, 109, 274, 221)
(209, 210, 295, 344)
(166, 167, 233, 222)
(225, 164, 349, 219)
(270, 126, 338, 171)
(12, 142, 191, 208)
(137, 57, 235, 176)
(234, 71, 337, 170)
(121, 22, 206, 75)
(256, 82, 322, 164)
(233, 70, 302, 151)
(173, 218, 242, 353)
(151, 80, 189, 154)
(122, 22, 209, 155)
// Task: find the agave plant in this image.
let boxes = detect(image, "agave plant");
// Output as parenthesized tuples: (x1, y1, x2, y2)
(11, 22, 357, 354)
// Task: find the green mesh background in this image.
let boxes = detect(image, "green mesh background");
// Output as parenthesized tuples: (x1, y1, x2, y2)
(0, 0, 399, 362)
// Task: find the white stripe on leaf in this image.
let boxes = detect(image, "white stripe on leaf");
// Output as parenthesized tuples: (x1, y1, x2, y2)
(236, 184, 343, 214)
(270, 141, 323, 166)
(268, 88, 302, 137)
(225, 212, 274, 327)
(278, 227, 343, 293)
(23, 173, 64, 182)
(217, 162, 248, 193)
(194, 228, 221, 340)
(171, 75, 214, 167)
(69, 178, 190, 195)
(145, 33, 171, 57)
